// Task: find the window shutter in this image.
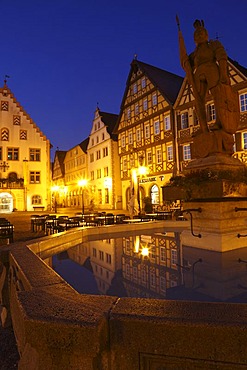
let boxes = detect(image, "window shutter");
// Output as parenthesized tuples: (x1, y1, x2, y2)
(235, 132, 242, 151)
(177, 114, 181, 130)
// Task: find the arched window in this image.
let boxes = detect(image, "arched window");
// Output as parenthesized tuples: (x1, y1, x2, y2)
(8, 172, 18, 182)
(1, 128, 9, 141)
(32, 195, 42, 205)
(151, 185, 159, 205)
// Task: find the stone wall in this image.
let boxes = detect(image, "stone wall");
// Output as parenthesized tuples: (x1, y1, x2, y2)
(1, 224, 247, 369)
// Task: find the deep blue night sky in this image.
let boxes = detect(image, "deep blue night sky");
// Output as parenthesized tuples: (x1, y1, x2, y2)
(1, 0, 246, 157)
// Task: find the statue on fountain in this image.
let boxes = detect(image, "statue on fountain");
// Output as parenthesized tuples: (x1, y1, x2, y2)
(177, 17, 240, 159)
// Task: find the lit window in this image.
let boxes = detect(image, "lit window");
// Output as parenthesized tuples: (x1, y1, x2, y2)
(154, 120, 160, 135)
(133, 83, 138, 94)
(240, 93, 247, 112)
(123, 158, 128, 171)
(171, 249, 177, 266)
(121, 135, 126, 147)
(136, 128, 141, 142)
(164, 115, 171, 130)
(160, 247, 166, 262)
(30, 148, 41, 161)
(129, 132, 133, 145)
(207, 103, 216, 121)
(150, 272, 155, 287)
(30, 171, 40, 184)
(32, 195, 42, 204)
(104, 167, 109, 176)
(135, 104, 139, 115)
(160, 276, 166, 292)
(105, 188, 109, 203)
(156, 149, 162, 163)
(183, 144, 191, 161)
(98, 189, 102, 204)
(97, 169, 101, 178)
(141, 77, 146, 89)
(181, 112, 189, 129)
(144, 125, 150, 138)
(147, 151, 152, 165)
(103, 147, 108, 157)
(127, 108, 131, 120)
(152, 93, 157, 106)
(167, 145, 173, 161)
(143, 98, 148, 111)
(96, 150, 101, 160)
(7, 147, 19, 160)
(242, 133, 247, 150)
(106, 253, 111, 264)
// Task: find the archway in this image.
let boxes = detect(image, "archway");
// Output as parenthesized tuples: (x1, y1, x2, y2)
(150, 184, 159, 206)
(0, 192, 13, 213)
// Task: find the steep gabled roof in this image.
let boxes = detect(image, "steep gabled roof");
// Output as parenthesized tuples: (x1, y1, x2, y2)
(79, 137, 89, 153)
(54, 150, 67, 176)
(228, 57, 247, 78)
(133, 60, 184, 105)
(99, 110, 118, 140)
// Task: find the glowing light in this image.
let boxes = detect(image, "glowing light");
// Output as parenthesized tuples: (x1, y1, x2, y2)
(141, 246, 149, 257)
(134, 235, 140, 253)
(78, 179, 88, 187)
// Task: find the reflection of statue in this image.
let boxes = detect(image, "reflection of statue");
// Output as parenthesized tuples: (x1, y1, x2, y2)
(177, 17, 240, 158)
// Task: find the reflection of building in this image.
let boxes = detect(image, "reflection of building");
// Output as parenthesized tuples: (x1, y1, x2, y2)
(89, 238, 123, 294)
(114, 59, 183, 211)
(0, 82, 51, 212)
(121, 232, 182, 298)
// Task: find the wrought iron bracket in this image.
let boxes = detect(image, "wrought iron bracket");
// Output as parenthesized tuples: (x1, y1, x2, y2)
(182, 208, 202, 238)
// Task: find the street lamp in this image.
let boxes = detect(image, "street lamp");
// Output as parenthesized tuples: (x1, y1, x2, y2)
(78, 179, 88, 215)
(51, 185, 59, 213)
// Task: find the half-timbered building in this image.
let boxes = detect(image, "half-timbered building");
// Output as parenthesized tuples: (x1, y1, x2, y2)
(114, 59, 183, 211)
(174, 58, 247, 172)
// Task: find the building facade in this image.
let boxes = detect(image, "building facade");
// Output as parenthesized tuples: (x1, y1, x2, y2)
(0, 82, 51, 212)
(114, 59, 183, 212)
(87, 108, 121, 210)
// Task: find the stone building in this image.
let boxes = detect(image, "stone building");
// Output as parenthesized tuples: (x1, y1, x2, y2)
(63, 138, 88, 208)
(114, 59, 183, 212)
(0, 82, 51, 212)
(87, 108, 121, 211)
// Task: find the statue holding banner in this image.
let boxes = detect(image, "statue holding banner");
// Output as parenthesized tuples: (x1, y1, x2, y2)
(177, 17, 240, 158)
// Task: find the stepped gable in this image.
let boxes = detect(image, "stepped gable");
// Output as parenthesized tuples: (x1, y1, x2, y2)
(0, 84, 48, 141)
(99, 110, 118, 140)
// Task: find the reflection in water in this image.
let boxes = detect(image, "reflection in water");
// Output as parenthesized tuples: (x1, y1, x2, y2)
(49, 231, 247, 303)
